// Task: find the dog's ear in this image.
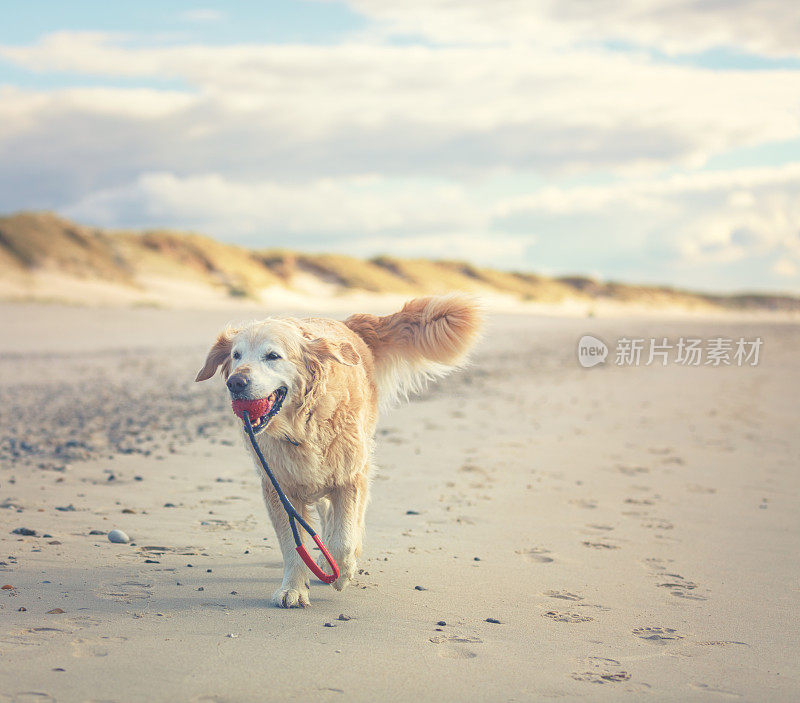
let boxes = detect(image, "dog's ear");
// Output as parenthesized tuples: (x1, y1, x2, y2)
(306, 338, 361, 366)
(195, 329, 237, 382)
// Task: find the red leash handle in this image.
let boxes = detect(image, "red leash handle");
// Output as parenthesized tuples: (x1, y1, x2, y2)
(296, 534, 340, 584)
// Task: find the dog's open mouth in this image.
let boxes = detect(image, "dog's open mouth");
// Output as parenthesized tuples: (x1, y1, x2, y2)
(231, 387, 288, 434)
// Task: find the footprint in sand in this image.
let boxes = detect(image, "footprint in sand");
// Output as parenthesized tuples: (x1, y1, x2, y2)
(97, 581, 152, 603)
(429, 634, 482, 659)
(686, 484, 716, 494)
(571, 657, 631, 685)
(689, 682, 741, 698)
(643, 559, 709, 601)
(624, 497, 655, 505)
(632, 627, 684, 643)
(656, 579, 708, 601)
(516, 547, 554, 563)
(640, 518, 674, 530)
(71, 635, 128, 658)
(543, 611, 594, 623)
(616, 465, 649, 475)
(543, 590, 583, 601)
(582, 541, 619, 550)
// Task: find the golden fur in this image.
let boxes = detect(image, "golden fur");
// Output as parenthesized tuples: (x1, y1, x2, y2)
(196, 294, 481, 607)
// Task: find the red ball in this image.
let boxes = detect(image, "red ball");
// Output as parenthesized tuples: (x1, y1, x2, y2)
(231, 397, 272, 422)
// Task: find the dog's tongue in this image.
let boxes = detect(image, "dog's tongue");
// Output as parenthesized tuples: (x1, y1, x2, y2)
(232, 397, 273, 422)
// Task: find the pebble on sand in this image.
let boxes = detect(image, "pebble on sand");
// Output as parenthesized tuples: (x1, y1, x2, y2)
(107, 529, 130, 544)
(414, 585, 427, 591)
(46, 608, 65, 614)
(486, 618, 502, 624)
(11, 527, 36, 536)
(337, 614, 352, 621)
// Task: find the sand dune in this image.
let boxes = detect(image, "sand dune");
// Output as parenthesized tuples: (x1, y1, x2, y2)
(2, 211, 798, 314)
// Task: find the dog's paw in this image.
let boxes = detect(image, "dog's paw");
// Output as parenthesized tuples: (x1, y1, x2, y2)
(320, 552, 356, 591)
(272, 585, 310, 608)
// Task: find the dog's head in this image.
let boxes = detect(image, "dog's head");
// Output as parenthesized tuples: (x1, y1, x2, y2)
(195, 319, 360, 434)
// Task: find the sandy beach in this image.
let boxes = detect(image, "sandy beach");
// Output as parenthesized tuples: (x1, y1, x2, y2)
(1, 303, 798, 702)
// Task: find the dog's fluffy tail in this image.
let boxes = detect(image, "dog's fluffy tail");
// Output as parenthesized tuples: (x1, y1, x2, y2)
(345, 294, 482, 407)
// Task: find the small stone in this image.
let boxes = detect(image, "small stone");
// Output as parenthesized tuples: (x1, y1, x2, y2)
(18, 606, 26, 611)
(134, 476, 143, 481)
(52, 668, 66, 672)
(230, 591, 238, 595)
(186, 564, 193, 567)
(206, 569, 212, 573)
(42, 534, 53, 539)
(486, 618, 501, 624)
(11, 528, 36, 536)
(121, 509, 135, 514)
(89, 530, 105, 535)
(437, 620, 446, 626)
(164, 503, 176, 508)
(144, 559, 159, 564)
(107, 529, 130, 544)
(48, 541, 62, 545)
(414, 585, 427, 591)
(337, 614, 352, 621)
(406, 510, 421, 515)
(473, 557, 481, 561)
(324, 622, 336, 627)
(46, 608, 65, 614)
(107, 474, 116, 481)
(244, 550, 249, 554)
(197, 587, 204, 591)
(55, 505, 76, 512)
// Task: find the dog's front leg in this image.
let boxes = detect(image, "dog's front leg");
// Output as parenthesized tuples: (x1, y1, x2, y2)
(323, 474, 368, 591)
(262, 479, 310, 608)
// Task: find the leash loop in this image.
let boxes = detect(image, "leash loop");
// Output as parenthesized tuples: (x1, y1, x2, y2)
(241, 411, 339, 584)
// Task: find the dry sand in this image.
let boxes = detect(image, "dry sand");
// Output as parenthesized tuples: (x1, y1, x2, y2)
(0, 303, 798, 702)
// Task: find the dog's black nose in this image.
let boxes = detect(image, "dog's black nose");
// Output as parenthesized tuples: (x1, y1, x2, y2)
(227, 372, 249, 394)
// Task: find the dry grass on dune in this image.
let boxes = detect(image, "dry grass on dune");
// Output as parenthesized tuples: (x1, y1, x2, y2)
(1, 211, 798, 312)
(119, 230, 284, 296)
(0, 211, 134, 284)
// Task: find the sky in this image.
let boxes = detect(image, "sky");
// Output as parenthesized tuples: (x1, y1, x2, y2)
(1, 1, 800, 293)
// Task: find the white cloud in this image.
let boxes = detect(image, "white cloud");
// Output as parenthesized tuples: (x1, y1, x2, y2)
(773, 258, 798, 277)
(496, 163, 800, 279)
(1, 32, 799, 186)
(342, 0, 800, 57)
(63, 171, 488, 238)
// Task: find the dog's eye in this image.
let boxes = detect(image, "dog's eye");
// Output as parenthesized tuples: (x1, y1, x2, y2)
(232, 350, 241, 360)
(264, 351, 281, 361)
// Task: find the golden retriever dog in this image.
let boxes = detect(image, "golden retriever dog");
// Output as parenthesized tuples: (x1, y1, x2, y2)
(195, 295, 481, 607)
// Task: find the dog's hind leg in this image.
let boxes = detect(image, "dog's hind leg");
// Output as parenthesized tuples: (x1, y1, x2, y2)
(353, 470, 371, 558)
(316, 496, 334, 545)
(262, 479, 311, 608)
